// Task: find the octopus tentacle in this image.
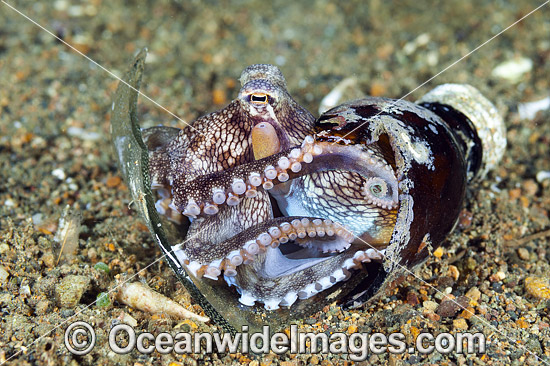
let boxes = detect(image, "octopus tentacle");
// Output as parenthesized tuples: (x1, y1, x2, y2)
(171, 216, 385, 310)
(168, 136, 398, 219)
(175, 216, 357, 279)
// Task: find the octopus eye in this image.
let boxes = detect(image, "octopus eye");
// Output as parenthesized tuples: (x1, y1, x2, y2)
(250, 93, 269, 104)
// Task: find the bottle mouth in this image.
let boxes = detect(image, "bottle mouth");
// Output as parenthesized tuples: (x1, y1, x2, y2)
(416, 84, 506, 182)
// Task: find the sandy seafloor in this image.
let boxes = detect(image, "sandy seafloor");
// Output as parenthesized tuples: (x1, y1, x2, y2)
(1, 0, 550, 365)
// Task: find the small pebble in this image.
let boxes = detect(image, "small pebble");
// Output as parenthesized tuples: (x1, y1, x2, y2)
(517, 248, 530, 261)
(447, 265, 460, 281)
(55, 275, 90, 308)
(106, 176, 122, 188)
(523, 180, 538, 196)
(453, 318, 469, 330)
(32, 213, 44, 226)
(459, 307, 475, 320)
(465, 287, 481, 303)
(94, 262, 110, 273)
(87, 248, 98, 261)
(406, 291, 420, 306)
(536, 171, 550, 183)
(41, 252, 55, 268)
(491, 57, 533, 83)
(516, 318, 529, 329)
(35, 300, 50, 315)
(309, 355, 320, 365)
(524, 276, 550, 300)
(117, 312, 138, 327)
(0, 266, 9, 285)
(52, 168, 66, 180)
(96, 292, 111, 308)
(61, 309, 75, 318)
(437, 296, 469, 318)
(423, 300, 438, 312)
(19, 284, 31, 297)
(508, 188, 521, 200)
(458, 210, 473, 229)
(426, 313, 441, 322)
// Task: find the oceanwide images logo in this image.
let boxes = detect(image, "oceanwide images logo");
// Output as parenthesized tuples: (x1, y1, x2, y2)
(65, 322, 486, 361)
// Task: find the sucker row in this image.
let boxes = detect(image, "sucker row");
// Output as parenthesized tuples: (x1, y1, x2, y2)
(232, 247, 386, 310)
(161, 135, 397, 219)
(178, 217, 356, 281)
(175, 136, 321, 218)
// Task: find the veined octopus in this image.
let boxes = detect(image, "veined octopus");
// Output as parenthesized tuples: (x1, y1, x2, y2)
(134, 62, 506, 312)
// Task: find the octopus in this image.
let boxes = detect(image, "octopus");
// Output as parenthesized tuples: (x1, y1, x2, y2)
(111, 52, 505, 318)
(143, 64, 400, 310)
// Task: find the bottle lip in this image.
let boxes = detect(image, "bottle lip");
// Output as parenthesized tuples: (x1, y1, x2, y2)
(416, 84, 507, 182)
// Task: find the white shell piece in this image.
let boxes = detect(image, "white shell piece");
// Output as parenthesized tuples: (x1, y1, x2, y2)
(417, 84, 506, 181)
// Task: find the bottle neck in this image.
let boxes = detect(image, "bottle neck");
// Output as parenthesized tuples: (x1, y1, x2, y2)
(419, 102, 483, 183)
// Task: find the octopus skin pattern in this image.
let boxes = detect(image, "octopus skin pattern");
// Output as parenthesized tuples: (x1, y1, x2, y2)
(144, 64, 505, 311)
